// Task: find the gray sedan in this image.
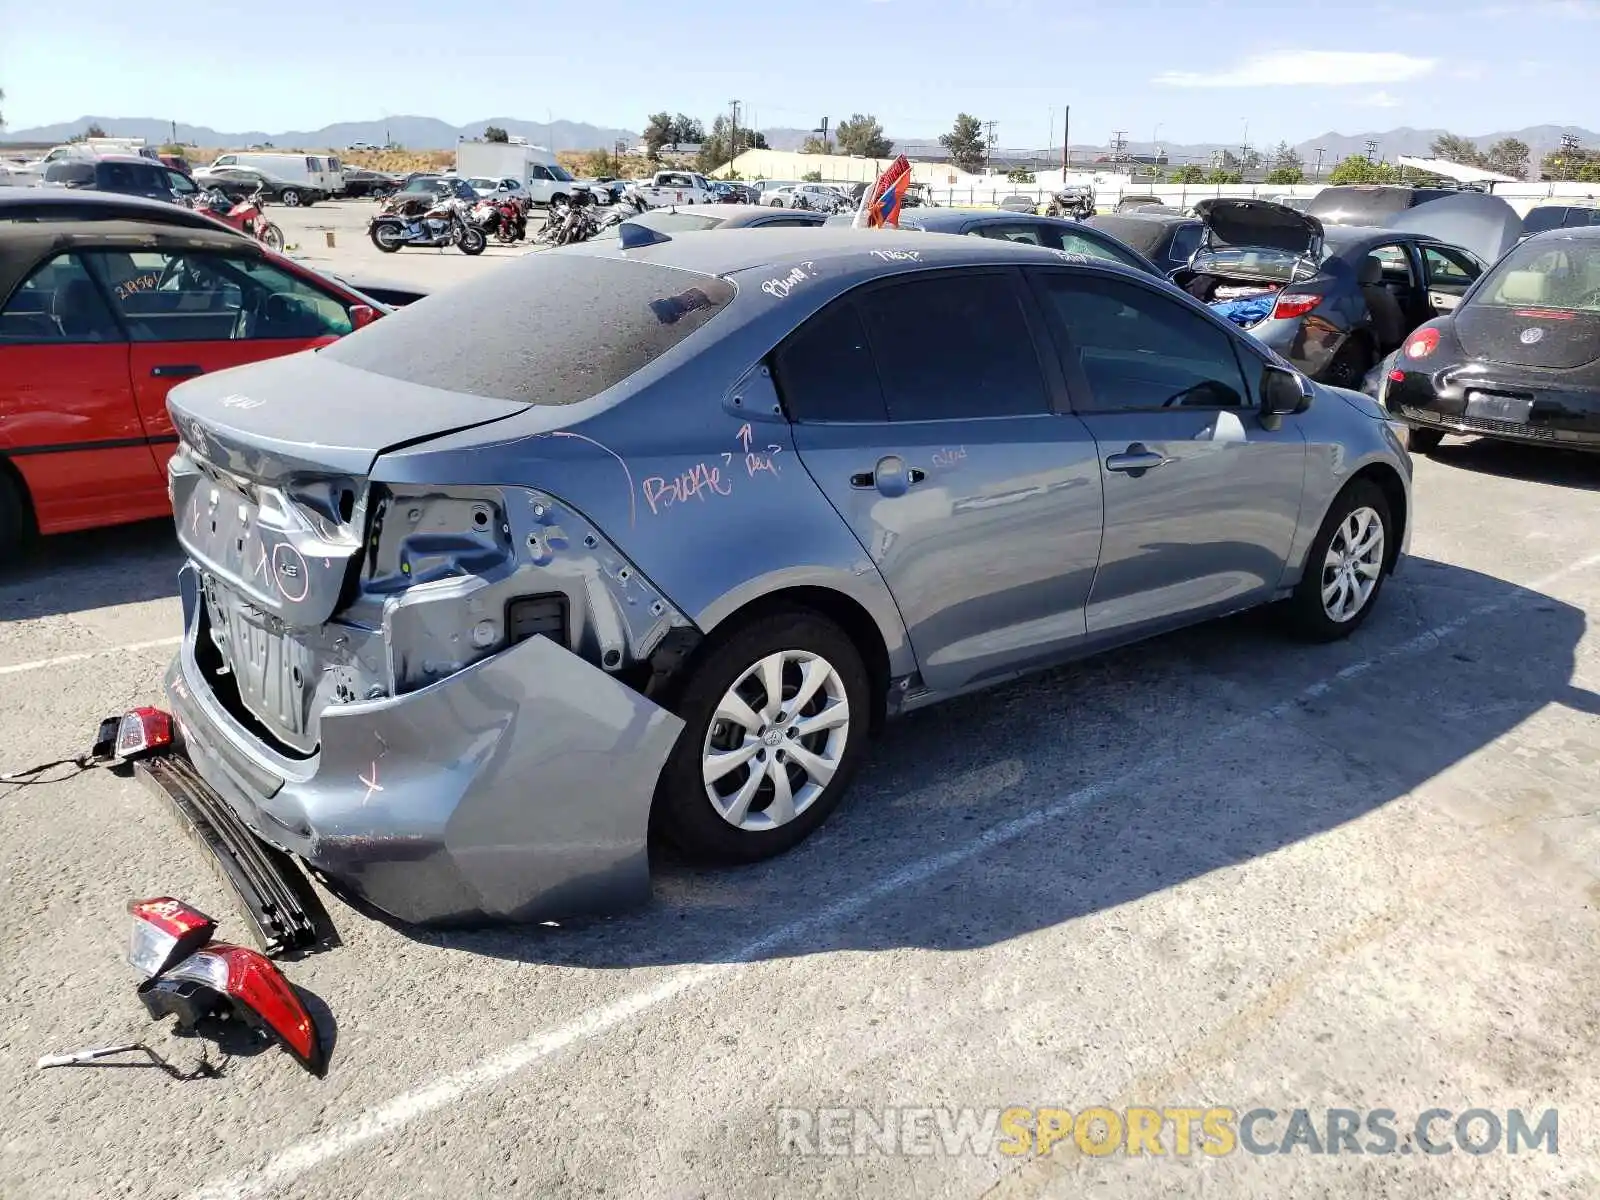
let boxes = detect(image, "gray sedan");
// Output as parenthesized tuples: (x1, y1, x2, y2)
(154, 228, 1413, 928)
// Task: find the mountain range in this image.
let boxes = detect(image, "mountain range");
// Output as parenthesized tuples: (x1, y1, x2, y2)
(4, 116, 1597, 165)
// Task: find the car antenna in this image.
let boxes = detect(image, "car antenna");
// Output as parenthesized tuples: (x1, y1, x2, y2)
(619, 223, 672, 250)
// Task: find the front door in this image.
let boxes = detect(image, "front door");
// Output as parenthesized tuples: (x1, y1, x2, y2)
(779, 269, 1105, 694)
(1418, 242, 1483, 317)
(0, 251, 164, 533)
(1025, 266, 1306, 641)
(85, 247, 354, 478)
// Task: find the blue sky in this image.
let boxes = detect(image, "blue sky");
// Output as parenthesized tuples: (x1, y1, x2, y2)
(1, 0, 1595, 145)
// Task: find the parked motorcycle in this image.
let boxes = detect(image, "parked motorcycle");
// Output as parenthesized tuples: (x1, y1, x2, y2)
(369, 196, 487, 255)
(192, 186, 285, 252)
(471, 195, 528, 244)
(536, 189, 602, 247)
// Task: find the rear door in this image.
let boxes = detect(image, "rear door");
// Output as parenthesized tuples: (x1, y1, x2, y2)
(1025, 266, 1305, 640)
(1418, 242, 1483, 315)
(85, 246, 356, 477)
(780, 268, 1105, 692)
(0, 251, 164, 531)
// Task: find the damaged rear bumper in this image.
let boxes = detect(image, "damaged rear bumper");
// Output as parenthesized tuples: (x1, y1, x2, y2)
(164, 565, 685, 926)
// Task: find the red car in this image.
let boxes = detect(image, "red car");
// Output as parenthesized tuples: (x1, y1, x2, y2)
(0, 219, 381, 551)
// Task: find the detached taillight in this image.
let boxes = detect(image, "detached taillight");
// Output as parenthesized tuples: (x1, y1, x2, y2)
(1271, 292, 1322, 320)
(127, 897, 217, 978)
(162, 944, 325, 1075)
(114, 707, 173, 760)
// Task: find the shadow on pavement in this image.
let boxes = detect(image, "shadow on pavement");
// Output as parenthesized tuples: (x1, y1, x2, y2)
(1, 519, 181, 620)
(1426, 437, 1600, 491)
(362, 557, 1593, 969)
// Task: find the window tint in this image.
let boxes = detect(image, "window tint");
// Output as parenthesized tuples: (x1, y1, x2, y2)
(0, 252, 122, 343)
(773, 300, 887, 423)
(1058, 229, 1147, 271)
(1030, 270, 1250, 411)
(323, 255, 732, 403)
(87, 250, 353, 342)
(855, 272, 1048, 421)
(1168, 224, 1203, 263)
(1521, 207, 1569, 236)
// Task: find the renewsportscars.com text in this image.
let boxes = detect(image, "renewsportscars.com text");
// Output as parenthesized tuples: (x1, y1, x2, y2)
(777, 1106, 1559, 1158)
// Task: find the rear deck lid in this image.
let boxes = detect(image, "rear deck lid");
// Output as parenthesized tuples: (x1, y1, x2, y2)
(1194, 197, 1325, 256)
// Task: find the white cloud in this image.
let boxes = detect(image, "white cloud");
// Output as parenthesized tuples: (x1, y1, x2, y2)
(1154, 51, 1437, 88)
(1484, 0, 1600, 15)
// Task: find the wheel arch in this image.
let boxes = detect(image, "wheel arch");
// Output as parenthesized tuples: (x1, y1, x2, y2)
(0, 453, 39, 548)
(1348, 461, 1408, 573)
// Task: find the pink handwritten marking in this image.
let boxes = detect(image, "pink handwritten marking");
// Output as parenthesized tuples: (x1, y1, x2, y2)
(359, 760, 384, 805)
(931, 446, 968, 468)
(641, 462, 733, 515)
(745, 444, 783, 478)
(736, 423, 753, 453)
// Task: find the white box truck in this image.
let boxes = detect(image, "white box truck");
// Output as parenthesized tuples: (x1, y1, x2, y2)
(454, 139, 579, 206)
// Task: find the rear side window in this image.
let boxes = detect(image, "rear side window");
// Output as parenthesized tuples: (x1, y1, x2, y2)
(322, 255, 734, 403)
(1522, 207, 1571, 236)
(305, 157, 320, 172)
(0, 252, 122, 343)
(773, 301, 888, 423)
(854, 272, 1048, 420)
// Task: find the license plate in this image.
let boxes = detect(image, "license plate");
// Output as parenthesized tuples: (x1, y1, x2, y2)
(1465, 392, 1533, 423)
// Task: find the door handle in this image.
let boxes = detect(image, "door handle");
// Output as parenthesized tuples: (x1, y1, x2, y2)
(151, 364, 205, 379)
(1105, 443, 1174, 475)
(850, 456, 926, 494)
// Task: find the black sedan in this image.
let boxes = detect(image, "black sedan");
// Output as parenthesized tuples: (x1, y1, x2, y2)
(192, 167, 305, 206)
(824, 208, 1162, 276)
(1168, 194, 1522, 388)
(1383, 224, 1600, 453)
(341, 167, 399, 198)
(1086, 211, 1205, 274)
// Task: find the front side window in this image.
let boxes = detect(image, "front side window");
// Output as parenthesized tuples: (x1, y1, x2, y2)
(548, 164, 575, 182)
(855, 272, 1049, 421)
(87, 250, 353, 342)
(1421, 245, 1479, 287)
(529, 165, 552, 181)
(1029, 270, 1251, 411)
(0, 252, 122, 343)
(167, 170, 197, 194)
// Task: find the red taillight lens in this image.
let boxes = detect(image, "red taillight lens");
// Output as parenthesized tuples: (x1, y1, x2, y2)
(127, 897, 217, 977)
(1271, 292, 1322, 320)
(115, 706, 172, 759)
(1406, 328, 1440, 359)
(167, 944, 325, 1075)
(1388, 369, 1406, 382)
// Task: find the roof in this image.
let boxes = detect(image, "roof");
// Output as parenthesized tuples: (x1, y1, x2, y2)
(0, 218, 257, 301)
(573, 225, 1049, 280)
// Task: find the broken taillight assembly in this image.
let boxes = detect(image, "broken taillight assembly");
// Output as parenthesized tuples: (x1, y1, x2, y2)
(127, 895, 327, 1076)
(114, 707, 173, 760)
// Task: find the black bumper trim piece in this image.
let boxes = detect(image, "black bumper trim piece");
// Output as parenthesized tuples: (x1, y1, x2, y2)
(137, 753, 338, 958)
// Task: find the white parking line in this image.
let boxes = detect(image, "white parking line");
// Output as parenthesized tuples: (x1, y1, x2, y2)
(190, 552, 1600, 1200)
(0, 636, 182, 678)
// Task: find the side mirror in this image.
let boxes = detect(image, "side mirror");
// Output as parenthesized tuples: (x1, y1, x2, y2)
(349, 304, 380, 330)
(1260, 364, 1312, 428)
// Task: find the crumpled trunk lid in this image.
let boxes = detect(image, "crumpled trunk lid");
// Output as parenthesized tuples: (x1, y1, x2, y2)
(167, 351, 531, 629)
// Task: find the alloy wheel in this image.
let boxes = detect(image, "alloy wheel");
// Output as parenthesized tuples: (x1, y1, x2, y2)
(1321, 505, 1385, 622)
(701, 650, 852, 832)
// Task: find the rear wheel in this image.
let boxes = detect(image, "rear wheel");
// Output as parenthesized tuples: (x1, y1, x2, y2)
(259, 222, 285, 252)
(280, 188, 303, 208)
(0, 470, 34, 560)
(457, 226, 487, 255)
(1321, 339, 1370, 389)
(370, 222, 404, 252)
(1283, 480, 1392, 642)
(653, 611, 872, 863)
(1407, 428, 1445, 454)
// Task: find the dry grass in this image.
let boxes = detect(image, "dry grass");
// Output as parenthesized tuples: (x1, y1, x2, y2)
(187, 145, 662, 179)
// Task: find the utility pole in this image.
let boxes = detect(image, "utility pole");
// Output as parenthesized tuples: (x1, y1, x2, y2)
(1062, 105, 1070, 172)
(1314, 147, 1326, 178)
(1365, 137, 1379, 163)
(729, 99, 740, 164)
(1111, 130, 1128, 168)
(170, 119, 177, 147)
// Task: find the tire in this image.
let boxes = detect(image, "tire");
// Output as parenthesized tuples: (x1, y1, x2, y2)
(259, 222, 285, 252)
(1407, 428, 1445, 455)
(280, 188, 303, 207)
(0, 470, 32, 560)
(457, 226, 487, 255)
(652, 610, 872, 864)
(1283, 480, 1393, 643)
(370, 222, 404, 252)
(1321, 338, 1370, 390)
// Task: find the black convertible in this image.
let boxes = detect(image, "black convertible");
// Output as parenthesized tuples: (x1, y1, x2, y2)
(1382, 224, 1600, 454)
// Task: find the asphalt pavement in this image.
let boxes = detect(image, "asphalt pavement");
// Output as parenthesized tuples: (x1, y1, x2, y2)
(1, 231, 1597, 1199)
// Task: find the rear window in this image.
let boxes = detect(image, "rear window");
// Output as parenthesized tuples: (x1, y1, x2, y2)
(1084, 215, 1170, 257)
(1473, 239, 1600, 312)
(1304, 186, 1416, 226)
(1521, 206, 1596, 235)
(321, 254, 735, 404)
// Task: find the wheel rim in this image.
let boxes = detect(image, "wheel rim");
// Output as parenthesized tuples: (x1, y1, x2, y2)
(283, 190, 300, 207)
(375, 224, 401, 248)
(1321, 505, 1385, 623)
(701, 650, 852, 832)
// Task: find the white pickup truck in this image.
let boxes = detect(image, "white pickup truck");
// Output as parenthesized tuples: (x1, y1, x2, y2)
(629, 170, 715, 208)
